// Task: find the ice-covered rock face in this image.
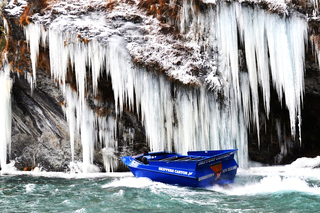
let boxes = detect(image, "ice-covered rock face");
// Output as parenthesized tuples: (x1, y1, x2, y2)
(1, 0, 320, 171)
(26, 0, 216, 87)
(17, 0, 250, 168)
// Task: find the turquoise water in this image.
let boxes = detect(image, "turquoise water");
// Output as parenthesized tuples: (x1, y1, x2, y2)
(1, 167, 320, 213)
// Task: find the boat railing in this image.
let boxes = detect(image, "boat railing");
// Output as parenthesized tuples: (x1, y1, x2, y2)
(184, 157, 203, 161)
(159, 156, 179, 161)
(159, 156, 203, 162)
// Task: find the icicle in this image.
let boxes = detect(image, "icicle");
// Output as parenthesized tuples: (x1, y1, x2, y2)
(288, 15, 308, 145)
(65, 87, 77, 162)
(64, 83, 100, 172)
(236, 4, 260, 147)
(3, 18, 9, 41)
(24, 23, 44, 91)
(217, 2, 241, 105)
(311, 0, 319, 15)
(0, 64, 12, 171)
(80, 104, 96, 173)
(265, 13, 307, 142)
(253, 10, 270, 118)
(106, 35, 135, 115)
(48, 29, 98, 172)
(240, 72, 252, 127)
(48, 28, 70, 93)
(99, 116, 118, 172)
(88, 39, 105, 96)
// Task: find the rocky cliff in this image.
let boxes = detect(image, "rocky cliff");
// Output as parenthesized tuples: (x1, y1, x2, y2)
(1, 0, 320, 172)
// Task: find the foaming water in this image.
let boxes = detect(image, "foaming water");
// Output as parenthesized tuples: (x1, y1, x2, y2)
(1, 169, 133, 179)
(102, 177, 155, 188)
(210, 175, 320, 196)
(25, 183, 36, 193)
(1, 165, 320, 212)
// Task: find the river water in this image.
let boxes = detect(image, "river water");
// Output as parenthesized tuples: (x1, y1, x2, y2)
(1, 161, 320, 213)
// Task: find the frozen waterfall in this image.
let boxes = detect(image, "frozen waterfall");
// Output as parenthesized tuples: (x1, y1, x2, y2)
(180, 1, 307, 146)
(40, 27, 248, 168)
(0, 63, 12, 171)
(1, 0, 309, 171)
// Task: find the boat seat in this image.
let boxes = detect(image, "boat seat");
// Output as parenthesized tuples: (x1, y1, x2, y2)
(175, 157, 192, 161)
(184, 157, 203, 161)
(159, 156, 179, 161)
(159, 156, 204, 161)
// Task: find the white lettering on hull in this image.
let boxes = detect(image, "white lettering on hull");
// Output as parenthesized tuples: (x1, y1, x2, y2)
(158, 167, 192, 176)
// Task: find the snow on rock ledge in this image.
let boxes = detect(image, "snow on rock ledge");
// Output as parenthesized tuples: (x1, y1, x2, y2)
(23, 0, 214, 87)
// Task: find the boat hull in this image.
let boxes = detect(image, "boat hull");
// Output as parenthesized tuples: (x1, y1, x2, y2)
(122, 150, 238, 188)
(129, 166, 199, 187)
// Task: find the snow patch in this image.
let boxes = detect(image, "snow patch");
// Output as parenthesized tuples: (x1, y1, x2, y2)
(290, 156, 320, 168)
(4, 0, 27, 16)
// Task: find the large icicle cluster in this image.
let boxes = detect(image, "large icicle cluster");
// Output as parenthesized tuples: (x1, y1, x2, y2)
(24, 21, 248, 168)
(180, 1, 307, 146)
(2, 0, 310, 171)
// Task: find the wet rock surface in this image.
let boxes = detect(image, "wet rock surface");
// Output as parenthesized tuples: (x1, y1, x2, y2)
(11, 72, 75, 171)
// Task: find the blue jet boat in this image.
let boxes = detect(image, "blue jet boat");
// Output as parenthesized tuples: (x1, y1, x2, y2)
(121, 149, 238, 187)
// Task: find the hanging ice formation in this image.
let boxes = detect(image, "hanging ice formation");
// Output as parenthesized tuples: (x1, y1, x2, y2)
(0, 12, 12, 170)
(0, 63, 12, 171)
(18, 0, 308, 170)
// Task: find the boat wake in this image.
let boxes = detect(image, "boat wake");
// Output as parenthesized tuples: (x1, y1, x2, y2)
(208, 159, 320, 196)
(102, 177, 155, 188)
(209, 174, 320, 196)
